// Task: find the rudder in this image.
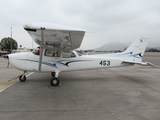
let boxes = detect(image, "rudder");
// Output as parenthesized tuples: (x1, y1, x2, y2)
(122, 37, 149, 57)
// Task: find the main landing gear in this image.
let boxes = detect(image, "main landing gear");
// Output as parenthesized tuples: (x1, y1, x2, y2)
(50, 72, 60, 86)
(19, 71, 60, 87)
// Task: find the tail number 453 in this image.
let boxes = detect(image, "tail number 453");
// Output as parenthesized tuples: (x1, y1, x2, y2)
(99, 60, 110, 66)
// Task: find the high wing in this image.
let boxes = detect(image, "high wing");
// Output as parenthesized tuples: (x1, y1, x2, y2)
(24, 22, 85, 71)
(24, 22, 85, 50)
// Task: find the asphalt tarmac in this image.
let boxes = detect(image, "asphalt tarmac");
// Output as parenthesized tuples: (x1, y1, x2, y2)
(0, 52, 160, 120)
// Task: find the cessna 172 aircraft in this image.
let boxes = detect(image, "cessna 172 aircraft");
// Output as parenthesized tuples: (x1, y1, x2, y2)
(5, 22, 149, 86)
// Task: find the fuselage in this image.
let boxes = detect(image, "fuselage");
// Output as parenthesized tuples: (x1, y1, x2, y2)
(8, 50, 135, 73)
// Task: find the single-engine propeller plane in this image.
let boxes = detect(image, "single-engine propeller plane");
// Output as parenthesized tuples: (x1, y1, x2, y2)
(5, 22, 150, 86)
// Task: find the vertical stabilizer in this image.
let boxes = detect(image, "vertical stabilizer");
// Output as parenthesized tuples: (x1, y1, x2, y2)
(122, 37, 149, 57)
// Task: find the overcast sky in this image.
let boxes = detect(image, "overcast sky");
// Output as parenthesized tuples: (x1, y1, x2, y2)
(0, 0, 160, 49)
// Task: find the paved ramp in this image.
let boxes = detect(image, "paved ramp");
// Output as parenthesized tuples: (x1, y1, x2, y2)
(0, 79, 18, 93)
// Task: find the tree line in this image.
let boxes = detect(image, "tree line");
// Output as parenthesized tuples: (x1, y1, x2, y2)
(0, 37, 18, 53)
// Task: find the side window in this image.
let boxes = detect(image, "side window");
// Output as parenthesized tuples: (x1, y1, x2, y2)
(45, 49, 61, 57)
(62, 51, 76, 58)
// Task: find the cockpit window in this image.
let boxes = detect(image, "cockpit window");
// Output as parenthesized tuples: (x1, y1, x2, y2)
(45, 49, 61, 57)
(62, 51, 76, 58)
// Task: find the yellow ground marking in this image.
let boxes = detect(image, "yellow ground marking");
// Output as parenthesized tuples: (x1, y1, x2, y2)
(0, 79, 18, 93)
(0, 72, 34, 93)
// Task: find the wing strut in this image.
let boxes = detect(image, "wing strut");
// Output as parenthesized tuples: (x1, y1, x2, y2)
(38, 27, 45, 71)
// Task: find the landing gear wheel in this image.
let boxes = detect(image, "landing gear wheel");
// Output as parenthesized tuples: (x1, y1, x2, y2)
(50, 77, 60, 86)
(51, 72, 55, 77)
(19, 75, 26, 82)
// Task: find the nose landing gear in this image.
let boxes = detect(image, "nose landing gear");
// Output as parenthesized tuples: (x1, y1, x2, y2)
(19, 71, 27, 82)
(19, 75, 26, 82)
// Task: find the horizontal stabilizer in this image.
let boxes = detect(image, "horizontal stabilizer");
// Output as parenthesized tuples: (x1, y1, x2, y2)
(142, 62, 160, 67)
(122, 60, 159, 67)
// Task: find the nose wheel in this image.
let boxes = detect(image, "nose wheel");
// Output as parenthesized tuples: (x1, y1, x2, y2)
(19, 71, 27, 82)
(19, 75, 26, 82)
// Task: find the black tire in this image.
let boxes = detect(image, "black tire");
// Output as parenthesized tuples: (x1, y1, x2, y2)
(19, 75, 26, 82)
(50, 77, 60, 86)
(51, 72, 55, 77)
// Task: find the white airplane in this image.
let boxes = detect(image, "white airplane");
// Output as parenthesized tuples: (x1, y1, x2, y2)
(5, 22, 149, 86)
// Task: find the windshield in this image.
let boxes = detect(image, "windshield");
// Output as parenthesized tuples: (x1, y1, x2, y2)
(75, 50, 85, 56)
(32, 48, 40, 55)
